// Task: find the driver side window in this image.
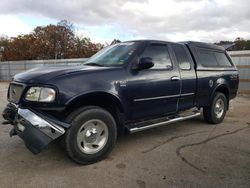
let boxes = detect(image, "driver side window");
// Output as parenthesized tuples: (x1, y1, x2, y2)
(140, 44, 172, 69)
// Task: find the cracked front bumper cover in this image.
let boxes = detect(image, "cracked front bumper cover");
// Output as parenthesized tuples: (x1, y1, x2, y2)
(2, 103, 67, 154)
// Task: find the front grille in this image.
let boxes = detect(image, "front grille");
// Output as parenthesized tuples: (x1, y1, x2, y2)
(8, 83, 24, 103)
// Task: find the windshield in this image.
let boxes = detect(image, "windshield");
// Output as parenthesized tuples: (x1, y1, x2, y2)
(83, 42, 138, 67)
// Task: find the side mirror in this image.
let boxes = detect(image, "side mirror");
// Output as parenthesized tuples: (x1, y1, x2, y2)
(134, 57, 154, 70)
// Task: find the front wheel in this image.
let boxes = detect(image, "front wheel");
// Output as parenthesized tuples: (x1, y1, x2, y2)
(203, 92, 228, 124)
(63, 106, 117, 164)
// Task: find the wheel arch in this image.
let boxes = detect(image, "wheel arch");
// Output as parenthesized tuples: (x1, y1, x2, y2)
(64, 91, 125, 132)
(211, 83, 230, 109)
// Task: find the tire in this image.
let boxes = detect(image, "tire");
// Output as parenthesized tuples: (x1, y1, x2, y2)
(203, 92, 228, 124)
(63, 106, 117, 164)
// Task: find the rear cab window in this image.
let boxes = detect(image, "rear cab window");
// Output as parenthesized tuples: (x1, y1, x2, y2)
(172, 44, 192, 70)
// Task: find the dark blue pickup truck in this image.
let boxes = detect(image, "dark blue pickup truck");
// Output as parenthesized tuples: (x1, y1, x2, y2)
(2, 40, 239, 164)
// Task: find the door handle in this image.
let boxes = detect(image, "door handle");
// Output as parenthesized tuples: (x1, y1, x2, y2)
(171, 76, 180, 81)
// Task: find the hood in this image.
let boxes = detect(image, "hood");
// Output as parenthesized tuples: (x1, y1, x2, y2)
(14, 65, 109, 83)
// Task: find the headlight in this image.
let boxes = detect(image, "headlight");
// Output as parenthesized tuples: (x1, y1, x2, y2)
(25, 87, 56, 102)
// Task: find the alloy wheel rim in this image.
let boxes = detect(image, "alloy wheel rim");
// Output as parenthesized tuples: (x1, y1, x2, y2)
(77, 119, 109, 154)
(214, 98, 224, 119)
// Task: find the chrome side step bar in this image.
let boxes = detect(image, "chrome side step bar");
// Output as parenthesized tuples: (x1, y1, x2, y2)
(129, 112, 201, 133)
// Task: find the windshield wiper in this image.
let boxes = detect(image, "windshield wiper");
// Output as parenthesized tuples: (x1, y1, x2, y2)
(84, 62, 105, 67)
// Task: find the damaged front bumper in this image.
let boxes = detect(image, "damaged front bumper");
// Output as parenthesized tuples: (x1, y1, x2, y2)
(2, 103, 69, 154)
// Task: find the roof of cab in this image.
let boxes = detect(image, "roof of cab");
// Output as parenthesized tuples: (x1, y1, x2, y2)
(127, 39, 177, 45)
(180, 41, 225, 51)
(125, 40, 225, 51)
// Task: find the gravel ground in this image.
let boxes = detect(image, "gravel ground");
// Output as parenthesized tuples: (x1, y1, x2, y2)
(0, 82, 250, 188)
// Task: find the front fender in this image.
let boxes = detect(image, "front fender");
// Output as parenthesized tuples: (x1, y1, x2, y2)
(65, 90, 124, 113)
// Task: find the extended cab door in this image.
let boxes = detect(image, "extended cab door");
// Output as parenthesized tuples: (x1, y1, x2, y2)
(171, 44, 197, 110)
(126, 42, 181, 119)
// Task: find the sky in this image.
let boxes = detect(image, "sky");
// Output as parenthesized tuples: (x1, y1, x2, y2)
(0, 0, 250, 44)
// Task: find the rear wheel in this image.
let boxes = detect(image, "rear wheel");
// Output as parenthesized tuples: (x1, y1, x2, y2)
(203, 92, 228, 124)
(63, 106, 117, 164)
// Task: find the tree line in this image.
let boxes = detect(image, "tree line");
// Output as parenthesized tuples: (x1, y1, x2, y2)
(215, 37, 250, 51)
(0, 20, 105, 61)
(1, 20, 249, 61)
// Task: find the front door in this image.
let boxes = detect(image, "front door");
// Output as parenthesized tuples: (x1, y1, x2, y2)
(127, 42, 181, 120)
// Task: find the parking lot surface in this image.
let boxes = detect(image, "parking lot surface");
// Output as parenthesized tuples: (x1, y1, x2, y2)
(0, 82, 250, 188)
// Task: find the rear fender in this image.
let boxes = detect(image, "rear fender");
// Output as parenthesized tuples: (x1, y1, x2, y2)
(210, 80, 230, 109)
